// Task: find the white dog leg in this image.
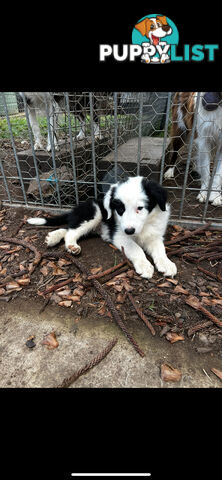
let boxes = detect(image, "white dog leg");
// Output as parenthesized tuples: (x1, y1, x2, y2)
(45, 228, 67, 247)
(111, 232, 154, 279)
(76, 120, 86, 140)
(46, 103, 59, 152)
(209, 154, 222, 206)
(145, 237, 177, 277)
(65, 204, 102, 255)
(196, 144, 211, 203)
(28, 107, 44, 150)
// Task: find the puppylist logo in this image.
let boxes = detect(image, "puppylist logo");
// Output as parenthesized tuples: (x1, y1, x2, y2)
(99, 14, 219, 63)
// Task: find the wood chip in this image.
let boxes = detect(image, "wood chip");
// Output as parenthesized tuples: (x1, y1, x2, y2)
(58, 300, 72, 307)
(165, 332, 185, 343)
(160, 363, 182, 382)
(42, 331, 59, 349)
(17, 278, 31, 286)
(211, 368, 222, 381)
(174, 285, 189, 295)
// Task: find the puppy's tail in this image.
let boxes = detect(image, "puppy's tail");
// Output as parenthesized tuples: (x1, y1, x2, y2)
(27, 212, 70, 227)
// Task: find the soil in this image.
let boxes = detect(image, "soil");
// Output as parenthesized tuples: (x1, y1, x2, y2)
(0, 204, 222, 387)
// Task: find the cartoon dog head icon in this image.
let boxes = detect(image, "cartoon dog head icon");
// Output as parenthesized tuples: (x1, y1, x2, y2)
(135, 15, 172, 45)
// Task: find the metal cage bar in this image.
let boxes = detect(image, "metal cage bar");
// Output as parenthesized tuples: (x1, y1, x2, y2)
(0, 91, 222, 228)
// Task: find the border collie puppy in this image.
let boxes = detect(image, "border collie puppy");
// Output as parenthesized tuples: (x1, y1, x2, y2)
(164, 92, 222, 206)
(27, 176, 177, 279)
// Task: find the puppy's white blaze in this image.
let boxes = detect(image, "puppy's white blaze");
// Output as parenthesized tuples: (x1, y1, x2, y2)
(27, 217, 46, 225)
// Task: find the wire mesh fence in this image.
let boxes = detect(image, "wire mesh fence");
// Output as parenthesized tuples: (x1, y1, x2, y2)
(0, 91, 222, 227)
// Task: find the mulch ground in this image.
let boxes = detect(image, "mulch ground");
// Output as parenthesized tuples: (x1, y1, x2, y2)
(0, 204, 222, 382)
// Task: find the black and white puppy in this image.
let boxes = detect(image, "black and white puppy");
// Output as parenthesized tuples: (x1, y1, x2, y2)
(27, 176, 177, 279)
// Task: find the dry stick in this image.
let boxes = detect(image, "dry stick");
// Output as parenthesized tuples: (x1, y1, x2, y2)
(39, 297, 51, 314)
(185, 296, 222, 328)
(88, 260, 127, 280)
(57, 337, 118, 388)
(217, 263, 222, 283)
(187, 320, 213, 337)
(40, 277, 76, 296)
(126, 292, 156, 336)
(165, 223, 212, 246)
(0, 236, 42, 274)
(43, 251, 145, 357)
(196, 265, 219, 281)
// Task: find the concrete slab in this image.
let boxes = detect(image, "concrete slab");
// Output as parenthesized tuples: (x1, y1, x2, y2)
(0, 297, 221, 388)
(102, 136, 170, 165)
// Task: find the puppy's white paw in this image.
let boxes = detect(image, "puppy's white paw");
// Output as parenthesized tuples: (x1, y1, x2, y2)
(66, 244, 81, 255)
(164, 167, 175, 179)
(76, 130, 85, 141)
(134, 258, 154, 279)
(197, 191, 207, 203)
(209, 192, 222, 206)
(45, 231, 62, 247)
(46, 144, 59, 152)
(156, 257, 177, 277)
(34, 141, 44, 151)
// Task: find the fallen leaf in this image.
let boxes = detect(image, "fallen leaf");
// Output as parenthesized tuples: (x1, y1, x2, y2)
(166, 332, 185, 343)
(40, 266, 49, 277)
(51, 293, 62, 304)
(185, 295, 201, 309)
(113, 284, 124, 292)
(73, 287, 85, 297)
(211, 368, 222, 381)
(202, 297, 222, 306)
(157, 282, 172, 288)
(56, 289, 71, 296)
(72, 273, 82, 282)
(47, 261, 57, 269)
(17, 278, 31, 286)
(65, 295, 81, 302)
(42, 331, 59, 349)
(52, 267, 66, 276)
(0, 267, 7, 275)
(90, 266, 103, 275)
(58, 300, 72, 307)
(174, 285, 189, 295)
(172, 225, 183, 232)
(122, 281, 133, 292)
(6, 281, 20, 290)
(161, 364, 182, 382)
(116, 293, 126, 303)
(0, 244, 10, 249)
(0, 288, 6, 295)
(166, 278, 178, 285)
(58, 258, 72, 267)
(1, 225, 8, 231)
(19, 264, 26, 271)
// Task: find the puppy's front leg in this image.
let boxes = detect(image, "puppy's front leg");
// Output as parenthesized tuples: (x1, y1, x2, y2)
(113, 233, 154, 279)
(145, 236, 177, 277)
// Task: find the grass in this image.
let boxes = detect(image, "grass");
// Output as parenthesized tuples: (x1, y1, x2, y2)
(0, 113, 129, 140)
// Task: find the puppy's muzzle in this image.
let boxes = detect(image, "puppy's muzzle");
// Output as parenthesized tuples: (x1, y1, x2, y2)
(125, 227, 135, 235)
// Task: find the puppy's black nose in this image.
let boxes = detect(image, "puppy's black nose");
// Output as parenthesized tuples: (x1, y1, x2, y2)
(125, 227, 135, 235)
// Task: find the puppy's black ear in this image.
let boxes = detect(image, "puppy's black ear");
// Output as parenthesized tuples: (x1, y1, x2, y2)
(142, 179, 167, 212)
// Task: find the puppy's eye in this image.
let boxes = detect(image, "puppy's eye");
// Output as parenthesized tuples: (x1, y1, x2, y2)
(137, 206, 143, 211)
(157, 22, 161, 27)
(150, 24, 155, 29)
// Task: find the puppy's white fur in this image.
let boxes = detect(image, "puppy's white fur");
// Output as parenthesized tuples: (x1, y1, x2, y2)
(27, 176, 177, 280)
